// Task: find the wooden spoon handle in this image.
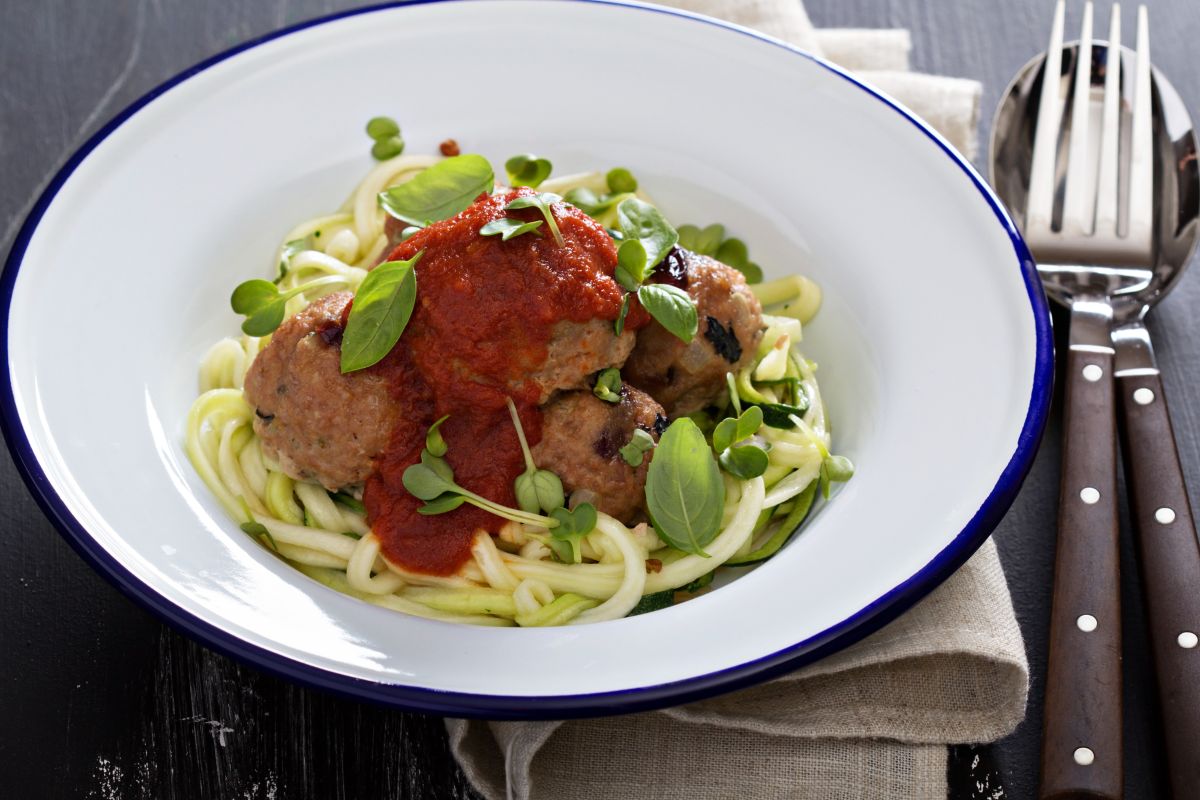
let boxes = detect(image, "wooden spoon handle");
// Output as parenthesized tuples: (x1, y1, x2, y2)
(1117, 370, 1200, 797)
(1040, 316, 1123, 799)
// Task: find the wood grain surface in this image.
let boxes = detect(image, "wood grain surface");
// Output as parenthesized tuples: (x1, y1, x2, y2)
(3, 1, 1200, 798)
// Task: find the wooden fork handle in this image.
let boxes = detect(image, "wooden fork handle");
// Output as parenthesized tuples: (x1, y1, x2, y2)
(1040, 335, 1123, 799)
(1117, 370, 1200, 797)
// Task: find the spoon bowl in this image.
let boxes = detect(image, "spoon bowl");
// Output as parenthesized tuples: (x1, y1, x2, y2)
(990, 41, 1199, 323)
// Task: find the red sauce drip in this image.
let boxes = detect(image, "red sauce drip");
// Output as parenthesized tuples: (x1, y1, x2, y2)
(363, 189, 633, 575)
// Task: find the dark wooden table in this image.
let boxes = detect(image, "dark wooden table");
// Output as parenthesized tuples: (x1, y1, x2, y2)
(4, 1, 1199, 797)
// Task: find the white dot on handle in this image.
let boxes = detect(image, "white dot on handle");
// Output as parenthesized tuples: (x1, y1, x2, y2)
(1074, 747, 1095, 766)
(1077, 614, 1098, 632)
(1083, 364, 1103, 382)
(1133, 388, 1155, 405)
(1180, 632, 1199, 649)
(1156, 507, 1176, 524)
(1080, 487, 1101, 504)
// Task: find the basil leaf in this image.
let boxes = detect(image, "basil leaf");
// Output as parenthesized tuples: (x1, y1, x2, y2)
(425, 415, 450, 457)
(242, 300, 288, 337)
(637, 283, 697, 343)
(615, 239, 647, 291)
(402, 462, 455, 501)
(340, 254, 420, 373)
(617, 198, 678, 270)
(231, 279, 279, 314)
(378, 154, 494, 227)
(645, 418, 724, 556)
(741, 262, 764, 284)
(480, 217, 544, 241)
(719, 443, 769, 479)
(419, 493, 468, 515)
(504, 154, 553, 188)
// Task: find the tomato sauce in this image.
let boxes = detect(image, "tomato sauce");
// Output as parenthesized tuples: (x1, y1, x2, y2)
(363, 189, 635, 574)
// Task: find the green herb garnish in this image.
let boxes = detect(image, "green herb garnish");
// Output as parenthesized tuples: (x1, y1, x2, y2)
(379, 154, 494, 227)
(545, 503, 598, 564)
(593, 368, 622, 404)
(365, 116, 400, 140)
(712, 406, 768, 480)
(644, 418, 725, 556)
(402, 460, 551, 528)
(479, 217, 544, 241)
(425, 415, 450, 457)
(606, 167, 638, 194)
(505, 154, 553, 188)
(339, 253, 421, 373)
(365, 116, 405, 161)
(505, 192, 564, 246)
(230, 275, 343, 336)
(676, 223, 762, 283)
(636, 283, 697, 343)
(506, 398, 565, 515)
(617, 198, 677, 273)
(619, 428, 656, 467)
(818, 454, 855, 499)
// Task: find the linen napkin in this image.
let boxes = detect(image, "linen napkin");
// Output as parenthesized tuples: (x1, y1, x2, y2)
(448, 4, 1024, 798)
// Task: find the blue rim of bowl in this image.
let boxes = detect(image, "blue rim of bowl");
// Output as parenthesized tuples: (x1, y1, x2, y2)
(0, 0, 1053, 719)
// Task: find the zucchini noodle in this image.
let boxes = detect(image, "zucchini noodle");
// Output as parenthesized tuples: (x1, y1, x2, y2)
(186, 154, 845, 626)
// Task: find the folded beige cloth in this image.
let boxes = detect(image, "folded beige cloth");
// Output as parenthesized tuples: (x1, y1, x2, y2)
(448, 4, 1022, 798)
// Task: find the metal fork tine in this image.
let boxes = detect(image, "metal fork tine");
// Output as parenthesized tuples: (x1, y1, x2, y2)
(1027, 0, 1066, 232)
(1062, 2, 1095, 235)
(1128, 5, 1153, 243)
(1094, 4, 1122, 235)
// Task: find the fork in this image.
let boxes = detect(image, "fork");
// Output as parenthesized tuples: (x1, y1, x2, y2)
(1024, 3, 1150, 798)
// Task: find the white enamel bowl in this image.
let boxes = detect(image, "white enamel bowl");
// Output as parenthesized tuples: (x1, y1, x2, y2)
(1, 0, 1051, 717)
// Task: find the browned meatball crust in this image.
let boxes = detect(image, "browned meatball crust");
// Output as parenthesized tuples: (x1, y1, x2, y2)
(243, 292, 400, 490)
(624, 250, 764, 416)
(533, 319, 636, 402)
(532, 386, 667, 522)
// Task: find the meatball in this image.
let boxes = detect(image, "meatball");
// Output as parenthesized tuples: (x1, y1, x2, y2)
(384, 189, 634, 404)
(243, 292, 400, 490)
(533, 319, 635, 402)
(532, 386, 667, 522)
(623, 250, 764, 416)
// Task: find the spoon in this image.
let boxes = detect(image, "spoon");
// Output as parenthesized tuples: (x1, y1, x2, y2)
(991, 36, 1200, 797)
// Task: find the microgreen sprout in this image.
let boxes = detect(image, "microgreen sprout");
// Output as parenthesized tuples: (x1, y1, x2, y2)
(506, 397, 565, 514)
(504, 193, 564, 246)
(593, 368, 622, 404)
(230, 275, 345, 336)
(619, 429, 656, 467)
